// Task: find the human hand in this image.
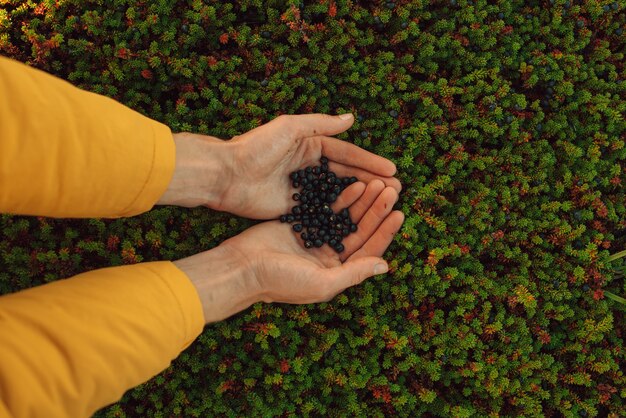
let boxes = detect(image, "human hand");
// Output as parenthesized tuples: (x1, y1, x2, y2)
(174, 179, 403, 324)
(158, 114, 402, 220)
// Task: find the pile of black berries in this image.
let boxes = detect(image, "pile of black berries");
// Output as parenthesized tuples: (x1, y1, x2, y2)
(280, 157, 359, 253)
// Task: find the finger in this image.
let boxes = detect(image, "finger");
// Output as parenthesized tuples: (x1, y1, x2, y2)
(330, 181, 366, 212)
(271, 113, 355, 139)
(347, 211, 405, 262)
(346, 179, 386, 224)
(327, 161, 402, 194)
(341, 186, 398, 261)
(323, 256, 389, 299)
(320, 136, 397, 177)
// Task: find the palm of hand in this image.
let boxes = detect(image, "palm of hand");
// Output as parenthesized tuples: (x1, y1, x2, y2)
(225, 129, 321, 219)
(220, 179, 404, 304)
(220, 114, 402, 219)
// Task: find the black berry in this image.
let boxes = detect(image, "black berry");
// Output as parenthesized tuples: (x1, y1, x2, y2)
(280, 161, 360, 250)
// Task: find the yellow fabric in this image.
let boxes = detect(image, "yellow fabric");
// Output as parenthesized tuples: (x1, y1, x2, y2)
(0, 263, 204, 418)
(0, 56, 205, 417)
(0, 55, 173, 218)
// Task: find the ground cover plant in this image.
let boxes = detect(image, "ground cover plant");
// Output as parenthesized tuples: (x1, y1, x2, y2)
(1, 0, 625, 416)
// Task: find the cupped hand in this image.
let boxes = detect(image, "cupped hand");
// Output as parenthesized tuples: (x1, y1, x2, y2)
(219, 113, 402, 219)
(220, 180, 404, 304)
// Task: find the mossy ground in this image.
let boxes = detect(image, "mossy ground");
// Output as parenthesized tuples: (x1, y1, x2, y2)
(1, 1, 625, 416)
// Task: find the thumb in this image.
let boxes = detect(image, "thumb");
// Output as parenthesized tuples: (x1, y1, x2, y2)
(325, 257, 388, 296)
(271, 113, 355, 139)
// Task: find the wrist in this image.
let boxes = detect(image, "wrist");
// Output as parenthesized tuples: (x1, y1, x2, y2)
(157, 132, 235, 209)
(173, 244, 264, 324)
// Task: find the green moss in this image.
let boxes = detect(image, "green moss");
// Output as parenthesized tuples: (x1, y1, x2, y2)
(1, 0, 625, 416)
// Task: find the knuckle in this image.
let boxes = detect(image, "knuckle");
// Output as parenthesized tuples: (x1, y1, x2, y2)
(323, 292, 336, 303)
(274, 114, 290, 126)
(321, 285, 337, 302)
(352, 270, 367, 287)
(351, 276, 360, 287)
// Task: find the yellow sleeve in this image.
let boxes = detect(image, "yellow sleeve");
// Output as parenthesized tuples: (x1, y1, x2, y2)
(0, 56, 206, 417)
(0, 262, 205, 418)
(0, 55, 175, 218)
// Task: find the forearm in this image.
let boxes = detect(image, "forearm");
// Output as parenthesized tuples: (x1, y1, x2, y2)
(174, 243, 265, 324)
(0, 262, 204, 418)
(156, 133, 235, 210)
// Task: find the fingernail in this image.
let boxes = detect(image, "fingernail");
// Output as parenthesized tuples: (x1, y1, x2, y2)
(374, 263, 388, 275)
(338, 113, 353, 120)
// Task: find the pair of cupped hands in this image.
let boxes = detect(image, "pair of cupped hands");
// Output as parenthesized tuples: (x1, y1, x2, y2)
(158, 114, 404, 324)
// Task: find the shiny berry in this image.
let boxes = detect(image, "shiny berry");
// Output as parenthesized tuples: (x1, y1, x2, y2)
(304, 240, 313, 248)
(334, 243, 345, 253)
(314, 239, 323, 248)
(350, 224, 358, 233)
(293, 224, 303, 232)
(293, 193, 301, 201)
(279, 215, 287, 223)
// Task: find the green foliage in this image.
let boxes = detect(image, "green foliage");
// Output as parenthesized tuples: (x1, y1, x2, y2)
(1, 0, 625, 416)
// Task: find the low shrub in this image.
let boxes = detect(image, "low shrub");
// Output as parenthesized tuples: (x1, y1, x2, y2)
(1, 0, 625, 416)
